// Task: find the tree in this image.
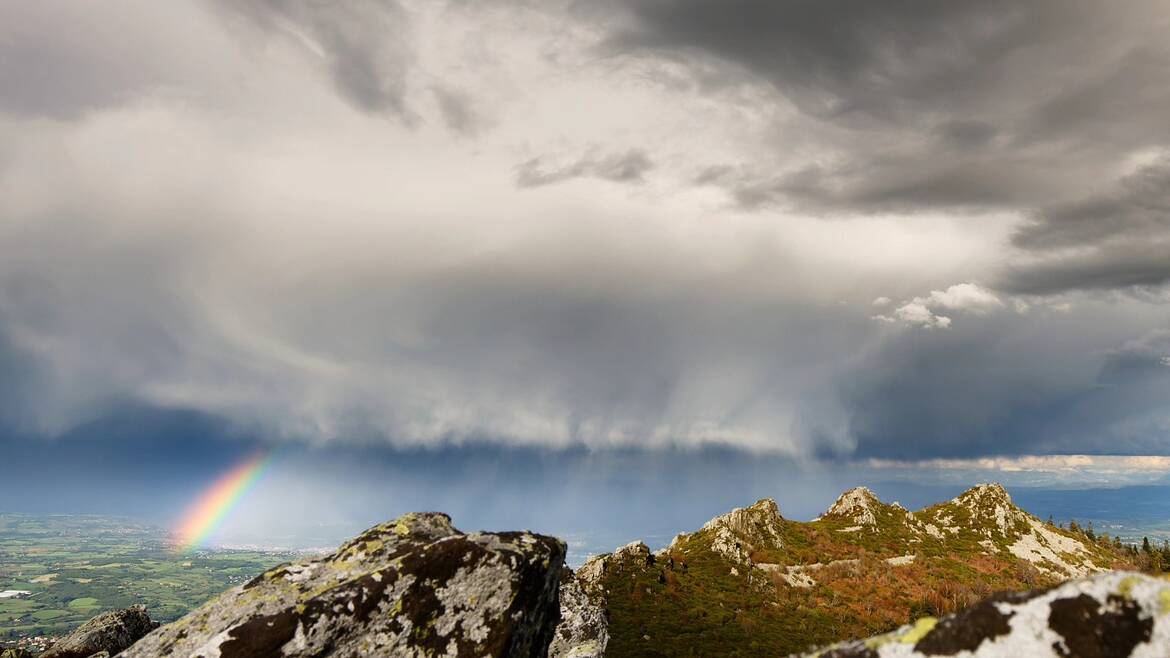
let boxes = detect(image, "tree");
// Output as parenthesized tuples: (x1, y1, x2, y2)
(1142, 536, 1153, 554)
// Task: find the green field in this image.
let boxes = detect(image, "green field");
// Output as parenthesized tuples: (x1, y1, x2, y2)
(0, 514, 295, 643)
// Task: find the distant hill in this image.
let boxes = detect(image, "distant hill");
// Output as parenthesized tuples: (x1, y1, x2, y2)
(571, 483, 1136, 657)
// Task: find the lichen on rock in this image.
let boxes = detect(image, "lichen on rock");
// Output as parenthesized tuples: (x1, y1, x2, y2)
(696, 498, 784, 564)
(121, 513, 566, 658)
(799, 571, 1170, 657)
(548, 567, 608, 658)
(822, 487, 883, 527)
(39, 605, 158, 658)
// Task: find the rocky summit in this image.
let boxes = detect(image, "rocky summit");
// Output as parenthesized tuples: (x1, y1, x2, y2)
(803, 571, 1170, 657)
(820, 487, 884, 528)
(121, 512, 566, 658)
(576, 483, 1138, 657)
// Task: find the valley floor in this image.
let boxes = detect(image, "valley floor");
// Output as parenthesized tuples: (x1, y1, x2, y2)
(0, 514, 291, 647)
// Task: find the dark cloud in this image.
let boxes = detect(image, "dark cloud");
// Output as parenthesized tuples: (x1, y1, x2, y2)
(1099, 330, 1170, 381)
(1002, 243, 1170, 296)
(840, 312, 1170, 460)
(603, 0, 1170, 217)
(0, 420, 901, 554)
(3, 0, 1170, 471)
(606, 0, 1032, 121)
(1003, 157, 1170, 294)
(699, 157, 1047, 213)
(1014, 158, 1170, 251)
(213, 0, 415, 117)
(515, 149, 654, 188)
(1030, 330, 1170, 456)
(0, 323, 46, 434)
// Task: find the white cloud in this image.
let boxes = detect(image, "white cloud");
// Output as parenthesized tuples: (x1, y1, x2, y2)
(891, 302, 951, 329)
(873, 282, 1003, 328)
(925, 283, 1003, 314)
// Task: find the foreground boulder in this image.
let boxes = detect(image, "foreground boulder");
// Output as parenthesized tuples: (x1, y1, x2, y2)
(123, 512, 565, 658)
(40, 605, 157, 658)
(800, 571, 1170, 657)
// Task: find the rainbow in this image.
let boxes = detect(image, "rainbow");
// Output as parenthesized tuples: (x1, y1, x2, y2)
(173, 451, 271, 552)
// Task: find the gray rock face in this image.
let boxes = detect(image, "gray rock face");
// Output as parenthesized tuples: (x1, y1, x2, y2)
(122, 512, 566, 658)
(39, 605, 157, 658)
(548, 567, 608, 658)
(576, 541, 652, 596)
(800, 571, 1170, 657)
(677, 498, 784, 564)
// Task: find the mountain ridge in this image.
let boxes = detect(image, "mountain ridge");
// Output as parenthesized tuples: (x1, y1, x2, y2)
(17, 497, 1159, 658)
(571, 482, 1136, 657)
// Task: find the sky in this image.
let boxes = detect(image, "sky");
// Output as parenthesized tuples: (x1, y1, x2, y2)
(2, 1, 1170, 552)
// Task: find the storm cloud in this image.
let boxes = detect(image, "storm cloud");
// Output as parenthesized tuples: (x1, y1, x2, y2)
(0, 0, 1169, 465)
(1003, 156, 1170, 294)
(602, 0, 1170, 211)
(601, 0, 1170, 297)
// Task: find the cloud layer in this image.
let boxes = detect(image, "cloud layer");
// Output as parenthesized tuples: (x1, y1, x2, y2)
(0, 0, 1168, 461)
(602, 0, 1170, 294)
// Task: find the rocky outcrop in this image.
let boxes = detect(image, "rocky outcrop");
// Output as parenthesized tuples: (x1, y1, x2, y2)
(821, 486, 884, 527)
(949, 483, 1029, 534)
(39, 605, 157, 658)
(670, 498, 784, 564)
(576, 541, 652, 595)
(799, 571, 1170, 657)
(699, 498, 783, 545)
(122, 512, 566, 658)
(910, 483, 1110, 578)
(548, 567, 608, 658)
